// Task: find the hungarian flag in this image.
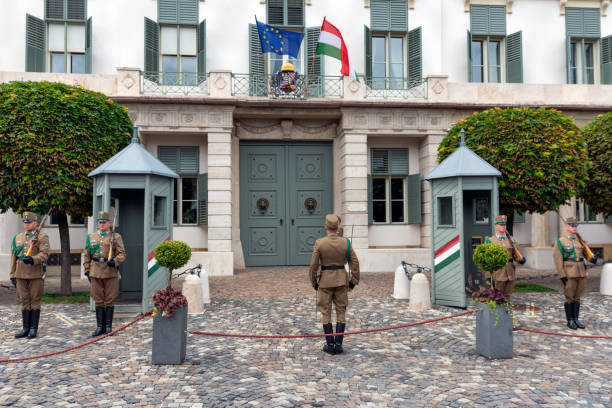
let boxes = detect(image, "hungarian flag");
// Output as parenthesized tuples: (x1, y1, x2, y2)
(315, 18, 359, 82)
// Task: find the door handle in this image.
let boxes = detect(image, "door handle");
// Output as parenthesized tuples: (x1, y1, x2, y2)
(291, 219, 295, 225)
(280, 218, 283, 226)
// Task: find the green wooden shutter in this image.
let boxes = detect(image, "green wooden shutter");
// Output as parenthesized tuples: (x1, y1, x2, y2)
(506, 31, 522, 83)
(407, 26, 422, 87)
(45, 0, 65, 20)
(467, 30, 472, 82)
(287, 0, 304, 27)
(389, 0, 408, 32)
(488, 6, 506, 36)
(371, 149, 389, 174)
(407, 174, 421, 224)
(470, 5, 488, 36)
(158, 146, 178, 172)
(144, 17, 159, 80)
(513, 211, 525, 223)
(197, 173, 208, 226)
(25, 14, 45, 73)
(267, 0, 284, 25)
(364, 25, 372, 82)
(306, 26, 323, 97)
(602, 35, 612, 84)
(67, 0, 86, 21)
(197, 19, 206, 80)
(583, 8, 601, 38)
(367, 174, 373, 224)
(85, 16, 92, 73)
(371, 0, 390, 31)
(179, 0, 198, 25)
(179, 147, 199, 174)
(566, 8, 584, 36)
(390, 148, 409, 175)
(249, 23, 267, 96)
(158, 0, 178, 24)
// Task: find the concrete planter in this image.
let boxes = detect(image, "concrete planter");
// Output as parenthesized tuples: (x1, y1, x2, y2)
(152, 305, 187, 365)
(475, 303, 513, 359)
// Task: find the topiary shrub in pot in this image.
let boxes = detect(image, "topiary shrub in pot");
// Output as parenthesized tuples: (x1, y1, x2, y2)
(151, 240, 191, 365)
(472, 243, 514, 359)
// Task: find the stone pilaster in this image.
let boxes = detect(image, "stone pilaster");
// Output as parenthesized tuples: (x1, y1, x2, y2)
(339, 132, 368, 249)
(531, 212, 550, 247)
(419, 133, 446, 248)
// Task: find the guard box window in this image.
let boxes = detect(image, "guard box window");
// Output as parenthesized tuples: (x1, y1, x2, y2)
(438, 196, 453, 226)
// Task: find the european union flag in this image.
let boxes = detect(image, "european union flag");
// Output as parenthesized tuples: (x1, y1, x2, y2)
(255, 18, 304, 58)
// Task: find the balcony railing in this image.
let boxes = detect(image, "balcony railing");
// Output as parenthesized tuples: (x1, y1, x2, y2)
(364, 77, 427, 99)
(140, 71, 210, 95)
(231, 73, 343, 98)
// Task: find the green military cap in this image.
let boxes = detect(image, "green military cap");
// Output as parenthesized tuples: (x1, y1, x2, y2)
(325, 214, 339, 229)
(97, 211, 111, 222)
(22, 211, 37, 223)
(494, 215, 507, 224)
(566, 216, 579, 226)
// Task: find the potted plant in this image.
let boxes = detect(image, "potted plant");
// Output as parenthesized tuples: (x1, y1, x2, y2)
(472, 243, 514, 359)
(151, 240, 191, 365)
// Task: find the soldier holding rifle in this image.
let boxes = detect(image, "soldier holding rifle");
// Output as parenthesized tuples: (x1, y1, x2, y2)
(485, 215, 525, 297)
(553, 216, 597, 330)
(9, 212, 50, 339)
(83, 211, 126, 336)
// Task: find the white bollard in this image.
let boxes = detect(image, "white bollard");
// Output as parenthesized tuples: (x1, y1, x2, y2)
(182, 274, 204, 314)
(409, 273, 431, 311)
(392, 263, 411, 299)
(601, 262, 612, 296)
(200, 267, 211, 304)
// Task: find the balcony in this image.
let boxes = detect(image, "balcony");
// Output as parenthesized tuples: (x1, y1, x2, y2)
(140, 72, 210, 95)
(364, 77, 428, 99)
(231, 73, 344, 98)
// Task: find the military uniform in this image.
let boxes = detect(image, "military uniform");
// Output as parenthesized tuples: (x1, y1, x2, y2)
(553, 217, 589, 330)
(309, 214, 360, 355)
(485, 215, 516, 297)
(9, 212, 49, 339)
(83, 211, 126, 336)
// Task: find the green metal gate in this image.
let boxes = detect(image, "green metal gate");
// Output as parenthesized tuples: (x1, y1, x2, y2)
(240, 142, 333, 266)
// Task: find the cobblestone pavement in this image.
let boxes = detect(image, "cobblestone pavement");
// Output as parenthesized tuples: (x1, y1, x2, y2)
(0, 267, 610, 407)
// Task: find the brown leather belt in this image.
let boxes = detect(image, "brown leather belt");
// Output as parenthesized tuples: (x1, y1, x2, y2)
(321, 265, 345, 270)
(563, 258, 584, 262)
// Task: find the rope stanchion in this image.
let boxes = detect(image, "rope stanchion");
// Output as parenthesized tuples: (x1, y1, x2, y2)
(0, 310, 153, 363)
(514, 326, 612, 339)
(192, 310, 476, 339)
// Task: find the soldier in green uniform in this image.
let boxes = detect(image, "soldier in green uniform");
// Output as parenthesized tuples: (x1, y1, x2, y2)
(485, 215, 517, 297)
(309, 214, 360, 355)
(553, 216, 591, 330)
(83, 211, 126, 337)
(9, 212, 50, 339)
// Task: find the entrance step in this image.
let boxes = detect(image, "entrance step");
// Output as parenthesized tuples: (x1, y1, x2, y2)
(113, 310, 144, 325)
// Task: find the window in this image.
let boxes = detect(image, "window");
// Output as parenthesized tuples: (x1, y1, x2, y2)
(438, 197, 453, 226)
(372, 176, 407, 223)
(372, 34, 405, 89)
(565, 7, 609, 85)
(25, 0, 90, 73)
(161, 25, 197, 85)
(569, 39, 597, 84)
(468, 5, 522, 83)
(267, 0, 304, 27)
(473, 198, 490, 224)
(153, 196, 167, 227)
(576, 199, 603, 223)
(47, 214, 86, 226)
(173, 178, 198, 225)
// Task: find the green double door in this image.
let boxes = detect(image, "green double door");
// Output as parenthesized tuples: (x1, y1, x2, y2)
(240, 142, 333, 266)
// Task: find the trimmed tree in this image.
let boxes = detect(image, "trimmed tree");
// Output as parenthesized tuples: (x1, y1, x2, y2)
(438, 107, 589, 224)
(580, 112, 612, 217)
(0, 81, 132, 295)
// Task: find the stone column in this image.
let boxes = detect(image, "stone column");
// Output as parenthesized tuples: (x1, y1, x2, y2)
(531, 213, 550, 247)
(207, 132, 234, 275)
(338, 132, 368, 250)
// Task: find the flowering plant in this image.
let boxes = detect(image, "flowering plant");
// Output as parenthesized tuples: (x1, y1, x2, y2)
(151, 287, 187, 318)
(151, 240, 191, 317)
(472, 287, 515, 326)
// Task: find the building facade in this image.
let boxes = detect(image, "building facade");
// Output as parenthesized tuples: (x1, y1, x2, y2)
(1, 0, 611, 278)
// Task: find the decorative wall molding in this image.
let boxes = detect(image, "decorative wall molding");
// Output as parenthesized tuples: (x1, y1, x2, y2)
(120, 104, 234, 131)
(559, 0, 607, 15)
(341, 108, 453, 133)
(235, 119, 337, 140)
(465, 0, 513, 13)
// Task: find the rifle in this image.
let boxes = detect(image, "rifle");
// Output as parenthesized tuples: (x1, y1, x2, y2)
(559, 214, 597, 264)
(26, 212, 50, 256)
(107, 212, 117, 260)
(504, 231, 526, 264)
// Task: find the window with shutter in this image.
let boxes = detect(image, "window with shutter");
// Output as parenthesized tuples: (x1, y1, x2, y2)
(26, 14, 46, 72)
(197, 173, 208, 226)
(602, 35, 612, 85)
(144, 17, 160, 80)
(566, 8, 602, 84)
(306, 26, 324, 97)
(158, 146, 201, 225)
(267, 0, 304, 27)
(248, 23, 267, 96)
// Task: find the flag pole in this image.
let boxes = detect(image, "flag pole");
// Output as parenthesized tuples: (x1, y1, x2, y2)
(255, 15, 273, 97)
(304, 17, 325, 99)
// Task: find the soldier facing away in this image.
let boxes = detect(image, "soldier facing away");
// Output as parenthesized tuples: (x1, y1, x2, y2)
(553, 216, 594, 330)
(83, 211, 126, 337)
(10, 212, 49, 339)
(309, 214, 359, 355)
(485, 215, 517, 297)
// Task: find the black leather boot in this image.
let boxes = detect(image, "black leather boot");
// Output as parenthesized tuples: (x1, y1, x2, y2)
(27, 309, 40, 339)
(573, 302, 585, 329)
(335, 322, 346, 354)
(564, 302, 577, 330)
(14, 309, 31, 338)
(92, 306, 105, 337)
(104, 306, 114, 334)
(322, 323, 335, 355)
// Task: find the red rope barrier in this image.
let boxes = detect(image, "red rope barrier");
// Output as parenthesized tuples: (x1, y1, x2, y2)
(0, 310, 153, 363)
(192, 310, 476, 338)
(514, 326, 612, 339)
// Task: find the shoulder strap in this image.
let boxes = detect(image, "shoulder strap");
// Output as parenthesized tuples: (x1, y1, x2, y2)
(345, 238, 351, 264)
(485, 236, 492, 244)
